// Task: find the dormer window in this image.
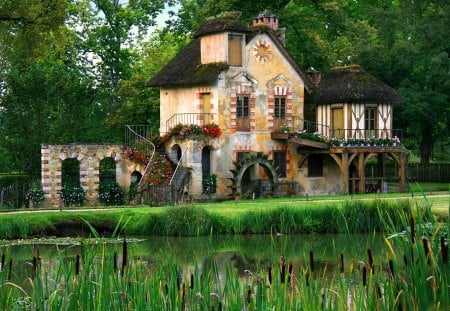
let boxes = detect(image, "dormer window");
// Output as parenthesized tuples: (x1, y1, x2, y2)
(228, 34, 243, 67)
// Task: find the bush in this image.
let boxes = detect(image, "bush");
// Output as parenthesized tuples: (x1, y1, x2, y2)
(99, 182, 124, 205)
(25, 183, 45, 207)
(156, 206, 212, 236)
(61, 184, 85, 206)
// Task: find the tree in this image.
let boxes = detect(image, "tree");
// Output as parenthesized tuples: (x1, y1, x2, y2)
(105, 31, 190, 137)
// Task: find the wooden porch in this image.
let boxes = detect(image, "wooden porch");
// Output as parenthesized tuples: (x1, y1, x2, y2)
(297, 145, 407, 194)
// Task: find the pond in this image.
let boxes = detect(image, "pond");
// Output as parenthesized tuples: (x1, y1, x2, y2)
(2, 233, 389, 283)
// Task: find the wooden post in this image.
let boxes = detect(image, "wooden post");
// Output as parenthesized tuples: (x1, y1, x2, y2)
(342, 151, 349, 194)
(358, 153, 366, 194)
(398, 152, 407, 192)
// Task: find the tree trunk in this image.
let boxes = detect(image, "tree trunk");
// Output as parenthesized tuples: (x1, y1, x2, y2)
(419, 128, 433, 164)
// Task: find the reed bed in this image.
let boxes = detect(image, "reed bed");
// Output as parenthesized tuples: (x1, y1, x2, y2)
(0, 206, 448, 310)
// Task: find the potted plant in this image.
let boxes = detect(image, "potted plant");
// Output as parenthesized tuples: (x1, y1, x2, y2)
(280, 124, 290, 133)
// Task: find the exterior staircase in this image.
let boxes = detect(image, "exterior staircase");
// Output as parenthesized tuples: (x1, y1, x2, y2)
(125, 125, 190, 206)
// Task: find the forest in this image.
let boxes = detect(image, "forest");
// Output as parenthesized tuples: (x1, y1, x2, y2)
(0, 0, 448, 177)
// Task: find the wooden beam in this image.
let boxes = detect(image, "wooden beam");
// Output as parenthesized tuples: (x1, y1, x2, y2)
(358, 153, 366, 194)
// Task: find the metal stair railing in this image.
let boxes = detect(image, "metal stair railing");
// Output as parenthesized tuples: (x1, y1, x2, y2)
(125, 125, 156, 200)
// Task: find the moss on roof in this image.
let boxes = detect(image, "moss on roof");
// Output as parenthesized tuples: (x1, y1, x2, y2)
(194, 14, 251, 38)
(311, 65, 404, 105)
(147, 39, 229, 87)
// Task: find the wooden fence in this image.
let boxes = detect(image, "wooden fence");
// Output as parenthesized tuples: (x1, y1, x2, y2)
(366, 162, 450, 183)
(0, 182, 31, 208)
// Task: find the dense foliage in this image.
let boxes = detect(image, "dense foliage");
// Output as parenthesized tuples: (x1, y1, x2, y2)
(98, 182, 124, 205)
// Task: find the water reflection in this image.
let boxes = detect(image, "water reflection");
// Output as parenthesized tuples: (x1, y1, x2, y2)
(1, 233, 389, 282)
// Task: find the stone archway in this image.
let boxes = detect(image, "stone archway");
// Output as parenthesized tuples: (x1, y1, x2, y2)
(230, 153, 279, 198)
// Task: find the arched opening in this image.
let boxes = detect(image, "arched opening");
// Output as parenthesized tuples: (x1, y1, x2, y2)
(61, 158, 84, 205)
(202, 147, 211, 176)
(231, 154, 279, 198)
(62, 158, 80, 187)
(170, 144, 182, 162)
(131, 171, 142, 184)
(100, 157, 116, 184)
(202, 146, 216, 194)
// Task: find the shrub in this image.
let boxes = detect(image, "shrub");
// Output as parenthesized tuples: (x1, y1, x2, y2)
(156, 206, 212, 236)
(25, 183, 45, 207)
(61, 184, 85, 206)
(99, 182, 124, 205)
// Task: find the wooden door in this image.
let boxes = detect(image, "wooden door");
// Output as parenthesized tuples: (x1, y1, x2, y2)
(202, 93, 211, 124)
(332, 108, 344, 139)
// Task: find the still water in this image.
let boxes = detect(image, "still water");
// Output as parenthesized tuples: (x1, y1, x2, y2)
(2, 233, 390, 282)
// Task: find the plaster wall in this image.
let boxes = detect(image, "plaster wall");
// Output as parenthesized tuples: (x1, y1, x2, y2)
(159, 85, 219, 134)
(297, 155, 342, 195)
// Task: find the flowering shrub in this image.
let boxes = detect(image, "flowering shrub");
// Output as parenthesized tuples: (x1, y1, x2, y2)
(330, 137, 401, 147)
(124, 146, 150, 166)
(99, 182, 124, 205)
(148, 154, 174, 185)
(161, 123, 222, 143)
(202, 174, 217, 194)
(295, 131, 327, 142)
(26, 183, 45, 207)
(61, 184, 85, 206)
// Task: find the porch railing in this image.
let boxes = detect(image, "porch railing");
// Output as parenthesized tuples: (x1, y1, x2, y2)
(165, 113, 216, 133)
(329, 128, 402, 141)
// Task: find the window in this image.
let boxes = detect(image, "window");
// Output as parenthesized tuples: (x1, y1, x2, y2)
(274, 96, 286, 118)
(365, 107, 376, 137)
(308, 155, 323, 177)
(273, 151, 287, 178)
(228, 34, 243, 66)
(236, 95, 250, 131)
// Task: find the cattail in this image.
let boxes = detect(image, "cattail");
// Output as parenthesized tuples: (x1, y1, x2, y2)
(440, 236, 447, 264)
(339, 253, 344, 274)
(287, 262, 293, 283)
(246, 284, 252, 304)
(31, 256, 37, 280)
(309, 250, 314, 273)
(181, 281, 185, 310)
(121, 234, 127, 277)
(190, 273, 194, 290)
(268, 266, 272, 285)
(218, 301, 222, 311)
(422, 237, 431, 264)
(362, 265, 367, 287)
(409, 216, 415, 244)
(305, 270, 309, 287)
(8, 259, 12, 281)
(280, 256, 286, 283)
(75, 254, 80, 276)
(388, 260, 394, 280)
(368, 248, 374, 274)
(113, 251, 118, 272)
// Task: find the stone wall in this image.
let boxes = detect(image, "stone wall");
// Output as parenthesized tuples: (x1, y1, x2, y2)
(41, 144, 128, 207)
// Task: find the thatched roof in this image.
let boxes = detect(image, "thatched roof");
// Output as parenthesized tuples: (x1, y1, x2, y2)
(311, 65, 404, 105)
(194, 14, 251, 38)
(147, 39, 229, 87)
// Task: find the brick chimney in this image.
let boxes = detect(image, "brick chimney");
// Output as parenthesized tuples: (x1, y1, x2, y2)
(306, 67, 321, 87)
(252, 10, 286, 45)
(253, 10, 278, 30)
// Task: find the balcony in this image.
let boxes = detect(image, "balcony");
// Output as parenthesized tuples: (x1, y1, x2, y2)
(165, 113, 216, 133)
